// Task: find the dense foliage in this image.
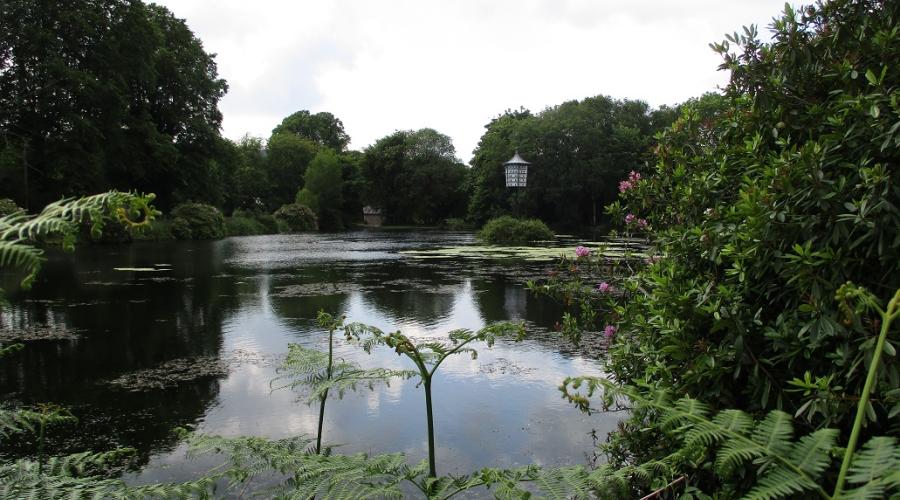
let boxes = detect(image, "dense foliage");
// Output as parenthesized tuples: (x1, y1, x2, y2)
(273, 203, 318, 233)
(477, 216, 555, 245)
(224, 211, 277, 236)
(467, 98, 677, 229)
(296, 149, 345, 230)
(533, 0, 900, 497)
(0, 0, 228, 211)
(272, 110, 351, 152)
(170, 203, 226, 240)
(362, 129, 469, 225)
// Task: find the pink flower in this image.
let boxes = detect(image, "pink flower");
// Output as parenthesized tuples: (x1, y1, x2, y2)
(575, 246, 591, 258)
(596, 282, 611, 293)
(603, 324, 617, 339)
(638, 218, 649, 229)
(628, 170, 641, 182)
(618, 180, 632, 193)
(625, 213, 636, 224)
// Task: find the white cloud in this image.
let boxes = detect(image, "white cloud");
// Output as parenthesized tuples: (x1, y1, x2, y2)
(155, 0, 790, 161)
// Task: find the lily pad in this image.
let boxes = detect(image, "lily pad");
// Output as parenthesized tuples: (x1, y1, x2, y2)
(103, 356, 228, 391)
(0, 324, 82, 342)
(400, 243, 647, 262)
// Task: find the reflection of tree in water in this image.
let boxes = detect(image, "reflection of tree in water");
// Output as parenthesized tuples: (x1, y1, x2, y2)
(469, 278, 605, 357)
(0, 241, 242, 466)
(355, 262, 459, 327)
(473, 278, 561, 325)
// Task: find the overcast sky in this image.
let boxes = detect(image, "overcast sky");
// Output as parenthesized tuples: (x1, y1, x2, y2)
(154, 0, 791, 163)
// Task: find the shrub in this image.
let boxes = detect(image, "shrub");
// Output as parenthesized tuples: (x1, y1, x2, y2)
(170, 203, 225, 240)
(273, 203, 318, 233)
(232, 209, 279, 234)
(225, 216, 268, 236)
(0, 198, 23, 217)
(133, 219, 174, 241)
(534, 1, 900, 496)
(477, 216, 553, 245)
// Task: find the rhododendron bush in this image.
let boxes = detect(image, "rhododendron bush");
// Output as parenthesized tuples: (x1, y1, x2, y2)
(531, 0, 900, 496)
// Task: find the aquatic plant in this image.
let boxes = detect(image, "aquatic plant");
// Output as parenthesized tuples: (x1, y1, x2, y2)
(343, 320, 525, 478)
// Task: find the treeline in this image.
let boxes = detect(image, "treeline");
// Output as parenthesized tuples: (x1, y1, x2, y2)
(1, 0, 679, 233)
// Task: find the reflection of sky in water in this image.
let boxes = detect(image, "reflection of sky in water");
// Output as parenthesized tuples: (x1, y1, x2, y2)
(141, 261, 611, 482)
(1, 231, 619, 487)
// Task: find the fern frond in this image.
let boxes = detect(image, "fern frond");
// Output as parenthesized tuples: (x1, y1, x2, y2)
(272, 343, 417, 403)
(660, 396, 710, 431)
(0, 405, 75, 438)
(743, 465, 818, 500)
(286, 451, 410, 499)
(0, 407, 36, 437)
(0, 343, 24, 358)
(846, 436, 900, 486)
(841, 481, 888, 500)
(305, 367, 418, 402)
(0, 191, 157, 289)
(185, 433, 316, 480)
(0, 240, 45, 288)
(0, 447, 210, 499)
(789, 429, 839, 479)
(451, 465, 540, 499)
(751, 411, 794, 457)
(532, 465, 592, 499)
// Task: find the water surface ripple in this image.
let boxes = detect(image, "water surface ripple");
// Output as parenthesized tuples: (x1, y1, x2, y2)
(0, 230, 617, 487)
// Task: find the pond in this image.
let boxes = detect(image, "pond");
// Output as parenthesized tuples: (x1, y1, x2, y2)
(0, 230, 618, 488)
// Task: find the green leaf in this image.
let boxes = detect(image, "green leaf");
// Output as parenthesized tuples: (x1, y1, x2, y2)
(865, 69, 878, 85)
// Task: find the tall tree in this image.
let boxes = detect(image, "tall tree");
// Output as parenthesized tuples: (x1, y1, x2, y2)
(272, 110, 350, 151)
(296, 149, 343, 230)
(222, 135, 270, 213)
(266, 132, 317, 208)
(0, 0, 228, 210)
(362, 128, 468, 225)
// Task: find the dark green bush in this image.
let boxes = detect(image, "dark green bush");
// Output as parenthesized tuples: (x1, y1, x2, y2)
(133, 219, 174, 241)
(232, 209, 279, 234)
(225, 216, 267, 236)
(170, 203, 225, 240)
(534, 1, 900, 496)
(477, 216, 554, 245)
(273, 203, 318, 233)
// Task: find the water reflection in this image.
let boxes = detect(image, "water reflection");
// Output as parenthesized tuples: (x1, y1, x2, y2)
(0, 231, 616, 483)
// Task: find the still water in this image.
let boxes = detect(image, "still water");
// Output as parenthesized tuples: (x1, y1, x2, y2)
(0, 230, 615, 487)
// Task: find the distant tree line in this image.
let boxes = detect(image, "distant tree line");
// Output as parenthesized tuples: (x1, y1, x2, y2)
(1, 0, 683, 232)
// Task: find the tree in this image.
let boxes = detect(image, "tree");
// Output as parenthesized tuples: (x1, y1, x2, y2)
(272, 110, 350, 151)
(296, 149, 343, 230)
(0, 0, 228, 210)
(266, 133, 318, 209)
(223, 135, 270, 213)
(467, 98, 675, 229)
(362, 129, 468, 225)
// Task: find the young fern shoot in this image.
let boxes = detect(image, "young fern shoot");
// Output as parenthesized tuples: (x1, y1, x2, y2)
(271, 311, 416, 454)
(343, 320, 526, 478)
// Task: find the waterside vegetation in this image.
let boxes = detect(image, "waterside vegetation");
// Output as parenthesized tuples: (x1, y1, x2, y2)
(0, 0, 898, 498)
